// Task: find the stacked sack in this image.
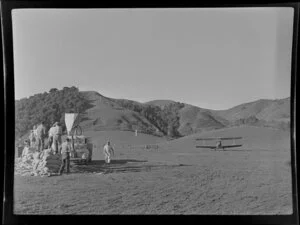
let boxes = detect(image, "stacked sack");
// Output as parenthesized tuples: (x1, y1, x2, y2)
(74, 143, 90, 159)
(32, 149, 62, 176)
(14, 147, 36, 176)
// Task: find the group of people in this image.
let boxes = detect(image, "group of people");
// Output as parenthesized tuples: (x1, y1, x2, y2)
(56, 139, 114, 175)
(25, 121, 115, 175)
(28, 121, 62, 153)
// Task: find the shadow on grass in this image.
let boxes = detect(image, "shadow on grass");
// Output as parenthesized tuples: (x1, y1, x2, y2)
(223, 148, 277, 152)
(90, 159, 147, 165)
(221, 149, 253, 152)
(70, 159, 190, 174)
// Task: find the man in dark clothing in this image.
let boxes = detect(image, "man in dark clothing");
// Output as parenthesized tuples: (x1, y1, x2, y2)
(59, 138, 72, 175)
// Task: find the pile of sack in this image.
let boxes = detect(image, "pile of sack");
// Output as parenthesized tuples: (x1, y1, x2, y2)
(15, 147, 62, 177)
(73, 143, 90, 159)
(32, 149, 62, 176)
(14, 147, 36, 176)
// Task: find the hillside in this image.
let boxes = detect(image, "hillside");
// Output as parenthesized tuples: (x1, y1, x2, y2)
(140, 97, 290, 136)
(15, 87, 290, 141)
(214, 98, 290, 122)
(177, 105, 226, 136)
(79, 91, 162, 136)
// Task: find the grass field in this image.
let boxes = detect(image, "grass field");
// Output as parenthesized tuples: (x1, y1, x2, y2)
(14, 127, 292, 214)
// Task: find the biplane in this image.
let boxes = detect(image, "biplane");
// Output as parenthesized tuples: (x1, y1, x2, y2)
(196, 137, 243, 151)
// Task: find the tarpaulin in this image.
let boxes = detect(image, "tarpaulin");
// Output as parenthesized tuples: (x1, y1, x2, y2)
(65, 113, 79, 134)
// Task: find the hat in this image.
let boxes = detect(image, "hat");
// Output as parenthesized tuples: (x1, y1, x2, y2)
(53, 122, 59, 126)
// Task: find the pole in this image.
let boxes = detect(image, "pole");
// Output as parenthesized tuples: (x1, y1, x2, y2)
(71, 132, 75, 158)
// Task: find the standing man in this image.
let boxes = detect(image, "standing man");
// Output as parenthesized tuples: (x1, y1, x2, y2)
(59, 138, 72, 175)
(28, 130, 36, 148)
(103, 141, 115, 164)
(36, 122, 47, 152)
(22, 140, 30, 158)
(52, 122, 62, 154)
(48, 123, 56, 150)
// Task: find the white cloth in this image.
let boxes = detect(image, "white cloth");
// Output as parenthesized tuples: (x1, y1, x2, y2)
(48, 127, 56, 137)
(104, 154, 111, 163)
(65, 113, 79, 134)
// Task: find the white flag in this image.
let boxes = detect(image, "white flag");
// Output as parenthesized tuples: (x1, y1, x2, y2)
(65, 113, 79, 134)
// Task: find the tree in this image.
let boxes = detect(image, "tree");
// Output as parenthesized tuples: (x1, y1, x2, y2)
(15, 86, 89, 138)
(49, 88, 58, 93)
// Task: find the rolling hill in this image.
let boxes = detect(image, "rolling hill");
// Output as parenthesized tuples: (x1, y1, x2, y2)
(15, 87, 290, 142)
(141, 97, 290, 136)
(214, 98, 290, 122)
(79, 91, 162, 136)
(84, 93, 290, 137)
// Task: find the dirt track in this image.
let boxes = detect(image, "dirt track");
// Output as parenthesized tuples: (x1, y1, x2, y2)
(14, 140, 292, 214)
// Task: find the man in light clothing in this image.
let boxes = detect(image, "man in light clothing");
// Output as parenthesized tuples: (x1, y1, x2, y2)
(103, 141, 114, 164)
(28, 130, 36, 148)
(48, 123, 56, 150)
(36, 122, 47, 152)
(51, 122, 62, 154)
(59, 138, 72, 175)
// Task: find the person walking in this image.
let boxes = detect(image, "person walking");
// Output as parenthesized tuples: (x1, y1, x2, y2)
(36, 122, 47, 152)
(103, 141, 115, 164)
(58, 138, 72, 175)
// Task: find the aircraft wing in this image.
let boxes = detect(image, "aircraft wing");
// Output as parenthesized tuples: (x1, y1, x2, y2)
(196, 137, 242, 141)
(219, 137, 242, 140)
(196, 146, 217, 149)
(222, 144, 243, 148)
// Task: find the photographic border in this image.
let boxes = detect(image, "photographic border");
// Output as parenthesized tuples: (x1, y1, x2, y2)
(2, 1, 299, 224)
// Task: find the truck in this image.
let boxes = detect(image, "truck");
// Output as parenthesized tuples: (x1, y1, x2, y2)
(65, 113, 93, 164)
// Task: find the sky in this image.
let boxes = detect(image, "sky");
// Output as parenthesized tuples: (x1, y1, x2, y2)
(12, 8, 294, 110)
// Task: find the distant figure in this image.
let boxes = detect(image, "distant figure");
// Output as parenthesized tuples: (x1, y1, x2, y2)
(59, 138, 72, 175)
(216, 140, 222, 149)
(103, 141, 115, 164)
(36, 122, 47, 152)
(135, 129, 138, 137)
(51, 122, 62, 154)
(28, 130, 36, 148)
